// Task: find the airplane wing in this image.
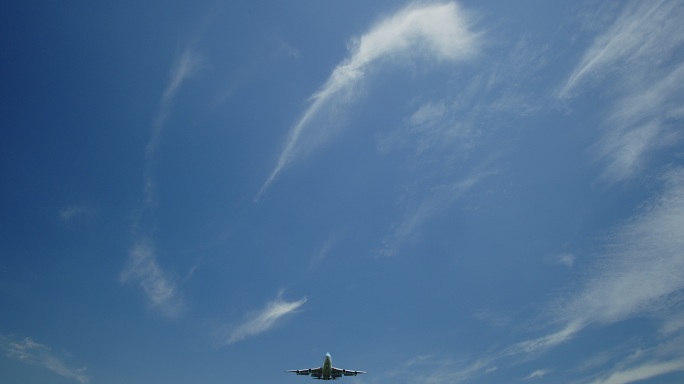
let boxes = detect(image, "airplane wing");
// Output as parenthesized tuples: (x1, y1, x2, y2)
(287, 367, 324, 379)
(331, 367, 367, 377)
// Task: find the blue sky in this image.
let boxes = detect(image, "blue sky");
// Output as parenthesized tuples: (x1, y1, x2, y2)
(2, 1, 684, 383)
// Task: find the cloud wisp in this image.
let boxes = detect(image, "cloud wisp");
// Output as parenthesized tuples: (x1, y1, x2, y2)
(558, 1, 684, 99)
(256, 1, 478, 200)
(381, 171, 491, 256)
(557, 1, 684, 182)
(509, 168, 684, 358)
(145, 48, 203, 206)
(120, 240, 183, 317)
(525, 368, 552, 380)
(596, 62, 684, 182)
(224, 293, 307, 345)
(593, 359, 684, 384)
(0, 336, 89, 384)
(122, 47, 201, 316)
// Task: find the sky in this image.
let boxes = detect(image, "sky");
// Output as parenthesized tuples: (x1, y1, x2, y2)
(1, 1, 684, 383)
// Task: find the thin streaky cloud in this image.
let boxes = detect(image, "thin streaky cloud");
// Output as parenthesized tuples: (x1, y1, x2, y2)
(225, 293, 307, 345)
(510, 168, 684, 356)
(0, 336, 89, 384)
(145, 47, 203, 206)
(148, 48, 203, 160)
(504, 321, 583, 357)
(560, 168, 684, 326)
(256, 1, 478, 200)
(556, 1, 684, 182)
(525, 368, 552, 380)
(592, 359, 684, 384)
(597, 62, 684, 182)
(558, 1, 683, 98)
(120, 240, 183, 317)
(381, 170, 495, 256)
(390, 354, 495, 384)
(123, 47, 202, 316)
(59, 203, 97, 223)
(547, 253, 575, 269)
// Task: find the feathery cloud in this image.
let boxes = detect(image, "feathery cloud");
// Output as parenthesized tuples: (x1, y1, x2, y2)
(145, 47, 203, 205)
(256, 1, 478, 200)
(593, 359, 684, 384)
(560, 169, 684, 326)
(122, 47, 202, 316)
(381, 170, 494, 256)
(59, 203, 97, 223)
(525, 369, 552, 380)
(120, 240, 183, 317)
(596, 62, 684, 182)
(547, 253, 575, 269)
(225, 293, 307, 345)
(558, 1, 684, 98)
(511, 168, 684, 357)
(0, 336, 89, 384)
(557, 1, 684, 182)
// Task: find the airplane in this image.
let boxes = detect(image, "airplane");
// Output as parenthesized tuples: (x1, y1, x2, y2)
(287, 353, 366, 380)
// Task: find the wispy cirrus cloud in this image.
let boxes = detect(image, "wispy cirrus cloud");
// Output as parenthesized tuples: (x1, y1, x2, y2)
(122, 47, 202, 316)
(559, 168, 684, 327)
(524, 368, 552, 380)
(596, 63, 684, 182)
(389, 354, 495, 384)
(1, 336, 89, 384)
(145, 47, 203, 205)
(558, 1, 684, 98)
(120, 239, 183, 317)
(586, 333, 684, 384)
(59, 203, 98, 223)
(256, 1, 478, 200)
(488, 3, 684, 370)
(509, 167, 684, 361)
(593, 359, 684, 384)
(381, 169, 496, 256)
(558, 1, 684, 182)
(224, 293, 307, 345)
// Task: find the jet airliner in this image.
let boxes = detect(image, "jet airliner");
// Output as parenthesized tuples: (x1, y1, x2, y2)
(287, 353, 366, 380)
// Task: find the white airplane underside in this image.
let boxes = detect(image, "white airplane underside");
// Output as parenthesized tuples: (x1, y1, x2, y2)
(287, 353, 366, 380)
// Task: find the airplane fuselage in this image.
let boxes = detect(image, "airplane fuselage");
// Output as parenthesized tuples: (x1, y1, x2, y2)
(322, 353, 333, 379)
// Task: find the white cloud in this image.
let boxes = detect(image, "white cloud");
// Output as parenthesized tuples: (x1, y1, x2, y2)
(561, 169, 684, 326)
(120, 240, 183, 317)
(510, 168, 684, 358)
(556, 1, 684, 182)
(409, 102, 448, 127)
(391, 354, 494, 384)
(0, 336, 89, 384)
(525, 369, 552, 380)
(225, 293, 307, 344)
(59, 203, 97, 223)
(596, 63, 684, 182)
(145, 47, 203, 205)
(558, 1, 684, 98)
(593, 359, 684, 384)
(256, 1, 478, 200)
(505, 321, 583, 356)
(547, 253, 575, 269)
(381, 170, 494, 256)
(124, 47, 202, 316)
